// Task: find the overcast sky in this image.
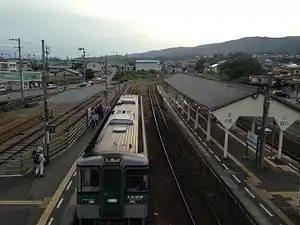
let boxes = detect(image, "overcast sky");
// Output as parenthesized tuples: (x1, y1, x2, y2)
(0, 0, 300, 57)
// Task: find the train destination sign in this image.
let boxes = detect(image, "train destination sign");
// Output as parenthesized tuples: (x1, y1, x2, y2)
(104, 156, 121, 164)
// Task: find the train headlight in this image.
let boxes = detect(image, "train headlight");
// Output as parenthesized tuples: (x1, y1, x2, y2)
(82, 199, 96, 204)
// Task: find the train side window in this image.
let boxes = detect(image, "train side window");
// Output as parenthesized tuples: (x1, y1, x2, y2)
(78, 168, 100, 192)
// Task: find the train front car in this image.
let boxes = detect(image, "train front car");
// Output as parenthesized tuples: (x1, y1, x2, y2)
(76, 94, 149, 225)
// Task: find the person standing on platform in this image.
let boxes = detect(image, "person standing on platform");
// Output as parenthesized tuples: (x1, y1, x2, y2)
(97, 104, 103, 120)
(35, 146, 46, 177)
(106, 104, 111, 113)
(94, 108, 99, 126)
(32, 147, 39, 174)
(91, 111, 96, 127)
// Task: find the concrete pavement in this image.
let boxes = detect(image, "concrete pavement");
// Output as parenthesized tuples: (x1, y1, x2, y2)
(0, 126, 90, 225)
(0, 83, 121, 225)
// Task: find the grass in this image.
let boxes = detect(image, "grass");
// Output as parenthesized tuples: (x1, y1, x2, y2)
(112, 71, 157, 82)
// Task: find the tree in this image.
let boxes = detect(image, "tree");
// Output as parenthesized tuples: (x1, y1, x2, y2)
(218, 54, 264, 80)
(195, 57, 207, 72)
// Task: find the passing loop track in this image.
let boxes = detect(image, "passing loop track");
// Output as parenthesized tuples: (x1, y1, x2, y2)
(0, 92, 103, 165)
(149, 85, 196, 225)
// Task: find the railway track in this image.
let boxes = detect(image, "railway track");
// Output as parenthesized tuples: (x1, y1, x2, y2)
(0, 92, 103, 165)
(0, 116, 39, 145)
(149, 85, 219, 225)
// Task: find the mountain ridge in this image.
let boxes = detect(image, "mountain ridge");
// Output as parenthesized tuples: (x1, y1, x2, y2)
(128, 36, 300, 59)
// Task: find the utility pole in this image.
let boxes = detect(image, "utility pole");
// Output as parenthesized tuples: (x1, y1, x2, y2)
(42, 40, 50, 164)
(9, 38, 24, 101)
(104, 55, 109, 108)
(105, 55, 108, 75)
(78, 47, 86, 82)
(257, 75, 272, 170)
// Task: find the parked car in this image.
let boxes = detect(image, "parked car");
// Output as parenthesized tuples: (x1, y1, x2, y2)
(0, 86, 7, 94)
(272, 90, 290, 98)
(47, 84, 58, 89)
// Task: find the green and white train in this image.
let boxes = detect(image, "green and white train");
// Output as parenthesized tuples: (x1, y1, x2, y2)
(76, 94, 149, 225)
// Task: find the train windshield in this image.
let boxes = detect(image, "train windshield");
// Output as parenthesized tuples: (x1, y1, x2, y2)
(126, 168, 148, 192)
(78, 167, 100, 192)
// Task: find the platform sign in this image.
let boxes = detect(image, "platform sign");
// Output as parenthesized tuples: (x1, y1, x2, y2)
(213, 111, 238, 129)
(275, 114, 293, 131)
(247, 131, 258, 150)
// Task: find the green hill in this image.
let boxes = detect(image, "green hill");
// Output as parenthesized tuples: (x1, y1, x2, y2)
(128, 36, 300, 59)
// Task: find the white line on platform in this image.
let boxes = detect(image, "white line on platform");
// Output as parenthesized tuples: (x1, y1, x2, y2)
(288, 163, 299, 171)
(47, 217, 54, 225)
(259, 203, 274, 217)
(232, 175, 242, 183)
(0, 174, 22, 178)
(214, 155, 221, 162)
(203, 142, 207, 147)
(73, 171, 77, 177)
(66, 181, 72, 191)
(222, 163, 229, 170)
(244, 187, 255, 199)
(207, 148, 213, 154)
(56, 198, 64, 209)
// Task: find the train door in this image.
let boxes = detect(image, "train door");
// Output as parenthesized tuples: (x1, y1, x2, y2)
(101, 167, 124, 218)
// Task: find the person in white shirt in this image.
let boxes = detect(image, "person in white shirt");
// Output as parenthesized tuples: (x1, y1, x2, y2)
(35, 147, 46, 177)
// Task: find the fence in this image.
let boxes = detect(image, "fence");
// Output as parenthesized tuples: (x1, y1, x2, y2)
(16, 84, 126, 175)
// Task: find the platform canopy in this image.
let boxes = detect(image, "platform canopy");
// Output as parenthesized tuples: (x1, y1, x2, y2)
(165, 73, 300, 130)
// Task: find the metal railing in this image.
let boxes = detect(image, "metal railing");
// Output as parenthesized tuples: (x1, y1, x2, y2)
(14, 84, 126, 176)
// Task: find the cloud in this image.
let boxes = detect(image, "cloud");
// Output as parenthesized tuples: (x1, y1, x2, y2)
(0, 3, 169, 57)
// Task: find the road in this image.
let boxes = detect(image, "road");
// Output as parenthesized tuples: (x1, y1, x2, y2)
(49, 75, 115, 104)
(0, 88, 63, 102)
(0, 72, 116, 103)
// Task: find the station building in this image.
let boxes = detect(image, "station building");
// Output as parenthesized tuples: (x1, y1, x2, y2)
(0, 71, 42, 90)
(135, 60, 161, 72)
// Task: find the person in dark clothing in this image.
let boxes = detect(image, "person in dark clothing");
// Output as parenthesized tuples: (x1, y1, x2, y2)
(97, 104, 103, 119)
(32, 147, 39, 174)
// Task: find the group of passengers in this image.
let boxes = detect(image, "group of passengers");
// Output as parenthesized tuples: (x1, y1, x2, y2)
(90, 104, 111, 127)
(30, 103, 111, 178)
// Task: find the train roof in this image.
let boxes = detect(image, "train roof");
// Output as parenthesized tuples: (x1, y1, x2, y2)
(93, 94, 139, 154)
(77, 152, 148, 167)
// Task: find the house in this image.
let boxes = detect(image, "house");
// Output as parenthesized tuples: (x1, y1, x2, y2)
(284, 64, 300, 74)
(207, 60, 226, 73)
(16, 61, 32, 71)
(86, 61, 105, 72)
(48, 65, 70, 73)
(271, 68, 290, 76)
(0, 71, 42, 90)
(0, 61, 17, 72)
(248, 75, 270, 85)
(47, 58, 72, 73)
(135, 60, 161, 72)
(53, 69, 83, 85)
(55, 68, 82, 78)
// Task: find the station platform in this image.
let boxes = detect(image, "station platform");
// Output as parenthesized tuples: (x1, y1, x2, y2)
(158, 80, 300, 225)
(0, 126, 95, 225)
(0, 87, 122, 225)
